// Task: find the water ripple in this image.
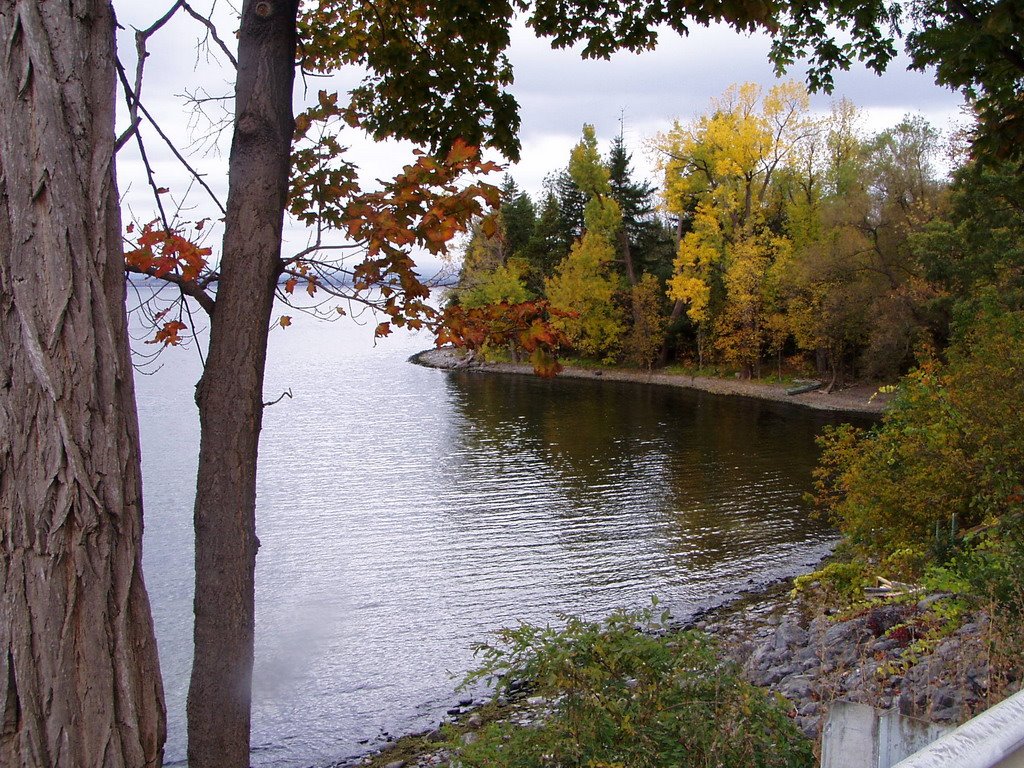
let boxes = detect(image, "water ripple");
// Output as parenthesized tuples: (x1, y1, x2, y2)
(137, 310, 864, 768)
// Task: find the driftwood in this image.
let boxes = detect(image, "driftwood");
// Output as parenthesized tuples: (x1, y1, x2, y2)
(863, 576, 923, 599)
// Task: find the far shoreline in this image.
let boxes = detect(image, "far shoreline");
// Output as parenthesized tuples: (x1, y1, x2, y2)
(410, 346, 890, 417)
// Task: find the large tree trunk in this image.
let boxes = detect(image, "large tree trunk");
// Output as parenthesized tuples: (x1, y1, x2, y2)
(186, 2, 298, 766)
(0, 2, 166, 766)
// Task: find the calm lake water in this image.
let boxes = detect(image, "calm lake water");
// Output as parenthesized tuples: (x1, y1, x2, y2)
(135, 306, 862, 767)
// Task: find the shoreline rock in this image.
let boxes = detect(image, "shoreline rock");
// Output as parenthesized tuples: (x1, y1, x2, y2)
(409, 346, 889, 416)
(704, 589, 1006, 741)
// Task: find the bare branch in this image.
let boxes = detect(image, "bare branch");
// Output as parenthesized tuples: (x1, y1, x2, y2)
(263, 389, 293, 408)
(125, 263, 217, 316)
(131, 2, 186, 142)
(289, 242, 363, 262)
(180, 87, 236, 157)
(180, 286, 208, 367)
(115, 115, 142, 152)
(117, 52, 227, 217)
(132, 85, 227, 213)
(180, 88, 234, 106)
(180, 0, 239, 68)
(118, 0, 237, 179)
(125, 277, 208, 374)
(115, 61, 170, 227)
(198, 268, 221, 290)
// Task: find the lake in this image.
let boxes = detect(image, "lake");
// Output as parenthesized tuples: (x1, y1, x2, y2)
(135, 306, 860, 767)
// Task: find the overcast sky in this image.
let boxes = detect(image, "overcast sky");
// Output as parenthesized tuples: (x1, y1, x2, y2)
(112, 2, 966, 272)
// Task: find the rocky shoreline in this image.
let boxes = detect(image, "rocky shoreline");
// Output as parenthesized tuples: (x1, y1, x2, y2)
(410, 346, 891, 416)
(702, 586, 1009, 739)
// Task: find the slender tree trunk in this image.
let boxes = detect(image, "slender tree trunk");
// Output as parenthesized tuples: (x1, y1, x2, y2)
(658, 298, 686, 366)
(186, 2, 298, 766)
(816, 347, 828, 377)
(617, 228, 637, 286)
(0, 2, 166, 766)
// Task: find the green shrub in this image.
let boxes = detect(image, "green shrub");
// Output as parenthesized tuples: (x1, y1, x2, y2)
(792, 560, 874, 603)
(810, 309, 1024, 579)
(928, 515, 1024, 611)
(451, 604, 813, 768)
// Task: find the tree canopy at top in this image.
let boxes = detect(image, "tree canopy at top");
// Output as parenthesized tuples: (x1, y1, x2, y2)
(298, 0, 1023, 163)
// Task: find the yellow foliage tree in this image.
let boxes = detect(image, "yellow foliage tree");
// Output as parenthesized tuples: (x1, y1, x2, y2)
(545, 124, 628, 361)
(655, 81, 815, 372)
(569, 123, 612, 198)
(545, 232, 625, 361)
(460, 260, 532, 308)
(714, 233, 792, 377)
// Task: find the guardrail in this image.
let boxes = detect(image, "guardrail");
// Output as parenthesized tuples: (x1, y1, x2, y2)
(892, 688, 1024, 768)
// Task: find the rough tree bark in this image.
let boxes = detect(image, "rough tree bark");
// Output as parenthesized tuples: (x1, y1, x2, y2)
(185, 2, 298, 766)
(0, 2, 166, 767)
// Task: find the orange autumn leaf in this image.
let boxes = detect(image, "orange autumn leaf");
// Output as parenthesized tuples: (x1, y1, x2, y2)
(125, 221, 211, 282)
(446, 138, 477, 164)
(147, 320, 188, 347)
(479, 214, 499, 239)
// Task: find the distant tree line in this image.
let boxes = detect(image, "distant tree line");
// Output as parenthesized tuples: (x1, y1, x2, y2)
(449, 82, 1023, 386)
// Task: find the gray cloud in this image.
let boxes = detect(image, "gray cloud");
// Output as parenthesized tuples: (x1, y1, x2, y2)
(499, 22, 964, 196)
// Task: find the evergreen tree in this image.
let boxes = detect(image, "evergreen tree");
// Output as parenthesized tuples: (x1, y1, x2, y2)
(547, 169, 587, 253)
(453, 217, 505, 306)
(453, 175, 536, 306)
(522, 191, 567, 293)
(499, 175, 537, 261)
(606, 135, 678, 281)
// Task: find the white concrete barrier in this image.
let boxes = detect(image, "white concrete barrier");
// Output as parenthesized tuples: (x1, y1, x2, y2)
(821, 701, 953, 768)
